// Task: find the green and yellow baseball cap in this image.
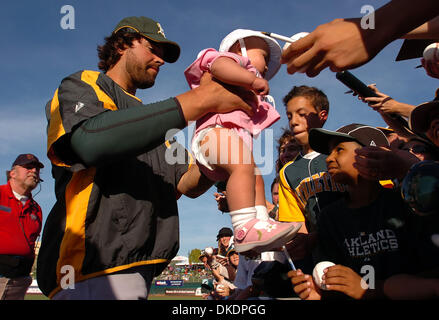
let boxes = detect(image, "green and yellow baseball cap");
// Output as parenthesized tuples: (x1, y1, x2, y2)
(113, 16, 180, 63)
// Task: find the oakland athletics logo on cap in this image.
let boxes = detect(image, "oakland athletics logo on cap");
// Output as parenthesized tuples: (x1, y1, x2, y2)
(157, 23, 166, 38)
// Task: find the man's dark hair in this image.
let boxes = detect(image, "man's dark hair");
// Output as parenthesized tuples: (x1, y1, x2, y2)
(283, 85, 329, 113)
(97, 29, 144, 72)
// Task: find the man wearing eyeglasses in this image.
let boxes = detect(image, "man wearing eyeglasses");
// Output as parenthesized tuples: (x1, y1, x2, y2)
(0, 154, 43, 300)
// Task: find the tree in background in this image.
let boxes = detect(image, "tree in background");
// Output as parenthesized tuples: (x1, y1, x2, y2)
(188, 248, 202, 264)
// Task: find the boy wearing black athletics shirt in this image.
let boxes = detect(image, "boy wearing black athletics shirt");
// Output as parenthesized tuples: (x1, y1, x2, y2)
(288, 124, 412, 300)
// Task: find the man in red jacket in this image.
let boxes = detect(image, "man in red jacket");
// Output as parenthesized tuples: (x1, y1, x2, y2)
(0, 154, 43, 300)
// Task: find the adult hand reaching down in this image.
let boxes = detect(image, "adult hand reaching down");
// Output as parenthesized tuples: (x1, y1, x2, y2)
(354, 146, 420, 181)
(281, 0, 439, 77)
(281, 18, 380, 77)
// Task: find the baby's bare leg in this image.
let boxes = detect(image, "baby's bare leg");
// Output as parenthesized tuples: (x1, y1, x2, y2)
(199, 127, 302, 256)
(254, 169, 266, 207)
(200, 127, 256, 211)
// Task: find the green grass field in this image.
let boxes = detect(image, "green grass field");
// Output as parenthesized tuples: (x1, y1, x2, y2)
(25, 294, 49, 300)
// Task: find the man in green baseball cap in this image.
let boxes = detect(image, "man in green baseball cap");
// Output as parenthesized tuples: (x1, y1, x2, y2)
(38, 16, 256, 300)
(112, 16, 180, 63)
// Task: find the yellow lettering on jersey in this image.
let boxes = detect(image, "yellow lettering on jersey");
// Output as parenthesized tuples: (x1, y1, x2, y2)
(295, 172, 346, 205)
(307, 179, 316, 198)
(295, 184, 307, 205)
(296, 179, 309, 203)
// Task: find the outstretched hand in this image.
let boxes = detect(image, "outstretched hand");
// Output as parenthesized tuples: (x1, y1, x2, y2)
(214, 191, 229, 212)
(281, 18, 380, 77)
(354, 146, 419, 180)
(361, 85, 396, 113)
(356, 84, 415, 119)
(177, 73, 256, 123)
(200, 73, 257, 115)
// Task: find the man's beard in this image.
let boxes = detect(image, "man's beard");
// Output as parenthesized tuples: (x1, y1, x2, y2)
(126, 52, 157, 89)
(133, 76, 155, 89)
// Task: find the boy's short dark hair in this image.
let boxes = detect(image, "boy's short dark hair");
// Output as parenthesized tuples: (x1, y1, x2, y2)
(283, 85, 329, 114)
(97, 29, 144, 72)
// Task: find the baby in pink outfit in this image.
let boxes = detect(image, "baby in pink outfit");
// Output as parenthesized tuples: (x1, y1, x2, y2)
(184, 29, 301, 254)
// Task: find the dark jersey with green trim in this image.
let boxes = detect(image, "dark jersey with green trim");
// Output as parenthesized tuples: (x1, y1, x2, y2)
(37, 70, 190, 297)
(279, 151, 345, 231)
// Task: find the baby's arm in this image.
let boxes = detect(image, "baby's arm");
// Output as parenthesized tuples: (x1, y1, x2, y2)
(210, 56, 269, 95)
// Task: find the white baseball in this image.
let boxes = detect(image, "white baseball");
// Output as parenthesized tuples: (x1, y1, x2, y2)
(312, 261, 335, 290)
(423, 43, 439, 63)
(205, 247, 213, 255)
(282, 32, 310, 73)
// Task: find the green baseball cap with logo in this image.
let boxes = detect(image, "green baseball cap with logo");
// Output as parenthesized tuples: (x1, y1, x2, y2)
(113, 16, 180, 63)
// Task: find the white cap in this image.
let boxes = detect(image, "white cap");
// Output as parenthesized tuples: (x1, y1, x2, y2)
(219, 29, 282, 80)
(204, 247, 214, 255)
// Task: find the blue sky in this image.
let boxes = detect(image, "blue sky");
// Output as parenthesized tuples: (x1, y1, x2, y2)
(0, 1, 437, 257)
